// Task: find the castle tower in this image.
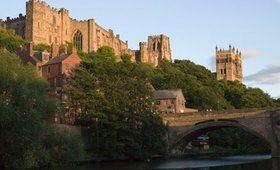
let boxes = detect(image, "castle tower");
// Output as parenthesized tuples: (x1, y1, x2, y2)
(139, 42, 149, 63)
(147, 34, 172, 66)
(216, 45, 243, 83)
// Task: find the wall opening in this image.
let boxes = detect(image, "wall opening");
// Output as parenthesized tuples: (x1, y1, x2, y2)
(73, 30, 83, 51)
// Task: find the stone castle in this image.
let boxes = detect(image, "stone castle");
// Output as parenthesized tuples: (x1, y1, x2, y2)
(216, 45, 243, 83)
(2, 0, 171, 66)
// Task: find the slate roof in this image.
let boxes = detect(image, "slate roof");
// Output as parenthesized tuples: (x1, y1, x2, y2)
(154, 89, 183, 100)
(43, 54, 70, 65)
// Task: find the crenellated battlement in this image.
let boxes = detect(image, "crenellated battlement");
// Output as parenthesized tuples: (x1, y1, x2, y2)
(139, 42, 147, 46)
(216, 45, 241, 56)
(59, 8, 69, 15)
(26, 0, 62, 14)
(70, 18, 90, 23)
(5, 14, 25, 23)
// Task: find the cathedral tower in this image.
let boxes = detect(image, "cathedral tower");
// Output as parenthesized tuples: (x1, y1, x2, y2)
(148, 34, 172, 66)
(216, 45, 242, 83)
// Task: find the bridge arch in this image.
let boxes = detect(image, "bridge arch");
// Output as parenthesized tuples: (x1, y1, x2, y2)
(169, 119, 272, 155)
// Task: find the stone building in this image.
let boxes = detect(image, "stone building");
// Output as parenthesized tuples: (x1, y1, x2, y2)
(135, 35, 172, 66)
(18, 43, 81, 123)
(18, 43, 80, 100)
(4, 0, 172, 66)
(216, 45, 243, 83)
(154, 89, 186, 113)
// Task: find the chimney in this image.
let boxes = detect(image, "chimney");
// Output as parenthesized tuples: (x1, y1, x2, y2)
(51, 43, 59, 58)
(59, 45, 67, 55)
(26, 43, 33, 56)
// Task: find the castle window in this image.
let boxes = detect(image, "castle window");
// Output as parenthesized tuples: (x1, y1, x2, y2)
(53, 16, 56, 25)
(224, 69, 226, 74)
(73, 30, 83, 51)
(153, 42, 156, 51)
(221, 69, 223, 74)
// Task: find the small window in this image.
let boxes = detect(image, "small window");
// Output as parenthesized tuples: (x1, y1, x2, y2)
(220, 69, 223, 74)
(224, 69, 226, 74)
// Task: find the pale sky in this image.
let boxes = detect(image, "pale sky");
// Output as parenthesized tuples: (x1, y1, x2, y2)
(1, 0, 280, 98)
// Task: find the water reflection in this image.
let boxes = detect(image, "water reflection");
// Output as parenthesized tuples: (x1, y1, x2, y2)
(154, 155, 271, 169)
(55, 154, 276, 170)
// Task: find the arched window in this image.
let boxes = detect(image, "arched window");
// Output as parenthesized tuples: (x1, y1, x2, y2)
(73, 30, 83, 51)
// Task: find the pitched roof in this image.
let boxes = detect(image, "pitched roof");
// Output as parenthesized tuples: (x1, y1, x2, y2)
(154, 89, 183, 100)
(43, 54, 70, 65)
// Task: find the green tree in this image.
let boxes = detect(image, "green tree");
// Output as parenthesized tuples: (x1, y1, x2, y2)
(67, 46, 167, 159)
(0, 29, 26, 53)
(33, 43, 51, 52)
(240, 87, 275, 108)
(0, 52, 84, 168)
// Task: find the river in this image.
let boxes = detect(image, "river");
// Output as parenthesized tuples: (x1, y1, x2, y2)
(56, 154, 280, 170)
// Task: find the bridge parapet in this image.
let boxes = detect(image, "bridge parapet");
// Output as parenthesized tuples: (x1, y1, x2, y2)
(161, 108, 277, 126)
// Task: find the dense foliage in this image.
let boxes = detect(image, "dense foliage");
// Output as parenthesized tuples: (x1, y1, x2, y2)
(0, 52, 84, 169)
(208, 127, 270, 153)
(0, 29, 26, 53)
(153, 60, 278, 110)
(33, 43, 51, 52)
(67, 46, 167, 159)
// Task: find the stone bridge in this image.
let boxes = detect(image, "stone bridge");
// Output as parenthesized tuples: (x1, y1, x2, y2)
(161, 108, 280, 157)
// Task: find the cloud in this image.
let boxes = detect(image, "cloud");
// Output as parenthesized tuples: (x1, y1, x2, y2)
(244, 64, 280, 84)
(242, 49, 260, 59)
